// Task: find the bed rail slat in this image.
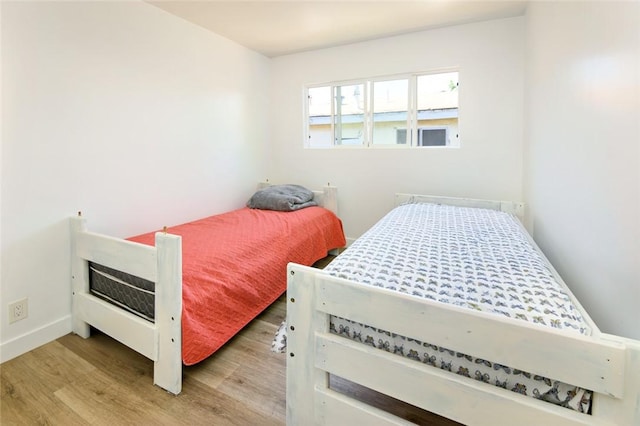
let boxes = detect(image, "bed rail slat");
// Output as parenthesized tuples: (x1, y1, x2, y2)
(75, 292, 157, 360)
(316, 332, 609, 426)
(313, 272, 625, 399)
(75, 231, 157, 282)
(316, 387, 414, 425)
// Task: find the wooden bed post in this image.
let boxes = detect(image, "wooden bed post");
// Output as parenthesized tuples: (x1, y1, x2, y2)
(153, 231, 183, 395)
(591, 335, 640, 424)
(322, 185, 338, 216)
(287, 263, 330, 424)
(70, 214, 90, 339)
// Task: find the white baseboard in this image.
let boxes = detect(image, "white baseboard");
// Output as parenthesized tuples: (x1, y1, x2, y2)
(0, 315, 72, 363)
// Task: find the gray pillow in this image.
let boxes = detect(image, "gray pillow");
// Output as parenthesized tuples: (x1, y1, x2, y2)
(247, 184, 317, 211)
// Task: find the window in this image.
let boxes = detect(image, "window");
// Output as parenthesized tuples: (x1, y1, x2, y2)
(306, 70, 459, 148)
(372, 79, 409, 146)
(307, 82, 366, 147)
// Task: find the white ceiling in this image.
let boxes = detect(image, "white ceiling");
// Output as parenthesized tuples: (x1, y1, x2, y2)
(148, 1, 528, 57)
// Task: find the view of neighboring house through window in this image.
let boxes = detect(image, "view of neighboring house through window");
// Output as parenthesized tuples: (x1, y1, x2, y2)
(414, 72, 459, 146)
(308, 82, 366, 147)
(334, 83, 365, 146)
(372, 78, 409, 145)
(306, 70, 459, 148)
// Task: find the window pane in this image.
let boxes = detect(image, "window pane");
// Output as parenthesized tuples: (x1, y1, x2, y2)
(396, 129, 407, 145)
(334, 84, 365, 146)
(417, 72, 459, 147)
(308, 86, 332, 147)
(372, 79, 408, 145)
(419, 128, 447, 146)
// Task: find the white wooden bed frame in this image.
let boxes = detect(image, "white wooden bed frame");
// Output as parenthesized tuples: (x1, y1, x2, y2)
(70, 184, 339, 395)
(286, 194, 640, 426)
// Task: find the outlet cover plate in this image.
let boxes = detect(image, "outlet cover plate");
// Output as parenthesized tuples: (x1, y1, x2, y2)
(9, 298, 28, 324)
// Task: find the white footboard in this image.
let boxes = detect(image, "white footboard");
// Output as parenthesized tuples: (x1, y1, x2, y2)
(286, 265, 640, 426)
(70, 214, 183, 395)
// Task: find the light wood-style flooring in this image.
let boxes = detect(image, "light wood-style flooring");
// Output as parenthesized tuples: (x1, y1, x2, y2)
(1, 257, 460, 426)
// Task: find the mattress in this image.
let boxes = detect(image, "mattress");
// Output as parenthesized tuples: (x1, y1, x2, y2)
(89, 262, 155, 322)
(324, 202, 593, 413)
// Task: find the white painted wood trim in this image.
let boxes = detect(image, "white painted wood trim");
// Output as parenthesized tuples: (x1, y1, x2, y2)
(75, 292, 158, 360)
(317, 387, 415, 425)
(310, 185, 339, 216)
(153, 231, 183, 395)
(286, 263, 330, 425)
(257, 181, 270, 191)
(590, 335, 640, 425)
(316, 333, 607, 426)
(395, 193, 526, 222)
(70, 215, 90, 338)
(75, 231, 157, 282)
(314, 274, 624, 397)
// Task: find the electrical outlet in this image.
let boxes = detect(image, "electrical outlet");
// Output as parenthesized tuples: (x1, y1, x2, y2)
(9, 298, 28, 324)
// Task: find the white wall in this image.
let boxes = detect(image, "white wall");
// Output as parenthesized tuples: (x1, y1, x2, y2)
(269, 17, 525, 238)
(525, 2, 639, 339)
(0, 1, 270, 361)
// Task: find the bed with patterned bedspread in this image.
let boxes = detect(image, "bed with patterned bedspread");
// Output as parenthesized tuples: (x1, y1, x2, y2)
(285, 196, 640, 425)
(324, 202, 593, 412)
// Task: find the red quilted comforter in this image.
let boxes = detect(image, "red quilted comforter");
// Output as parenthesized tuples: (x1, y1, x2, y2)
(128, 206, 345, 365)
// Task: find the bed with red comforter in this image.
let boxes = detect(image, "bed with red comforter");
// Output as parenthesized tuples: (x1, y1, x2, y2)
(128, 205, 345, 365)
(70, 184, 345, 394)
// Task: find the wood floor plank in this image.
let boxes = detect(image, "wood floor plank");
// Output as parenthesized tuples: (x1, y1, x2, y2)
(133, 372, 283, 426)
(4, 342, 93, 389)
(53, 368, 182, 425)
(184, 348, 241, 389)
(253, 294, 287, 327)
(212, 350, 286, 423)
(1, 367, 87, 425)
(1, 341, 97, 425)
(57, 331, 153, 384)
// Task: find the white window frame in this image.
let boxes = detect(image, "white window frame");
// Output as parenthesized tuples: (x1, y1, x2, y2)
(304, 79, 368, 148)
(304, 68, 458, 149)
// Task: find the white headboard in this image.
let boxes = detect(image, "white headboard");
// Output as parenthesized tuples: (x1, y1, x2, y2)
(395, 193, 526, 222)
